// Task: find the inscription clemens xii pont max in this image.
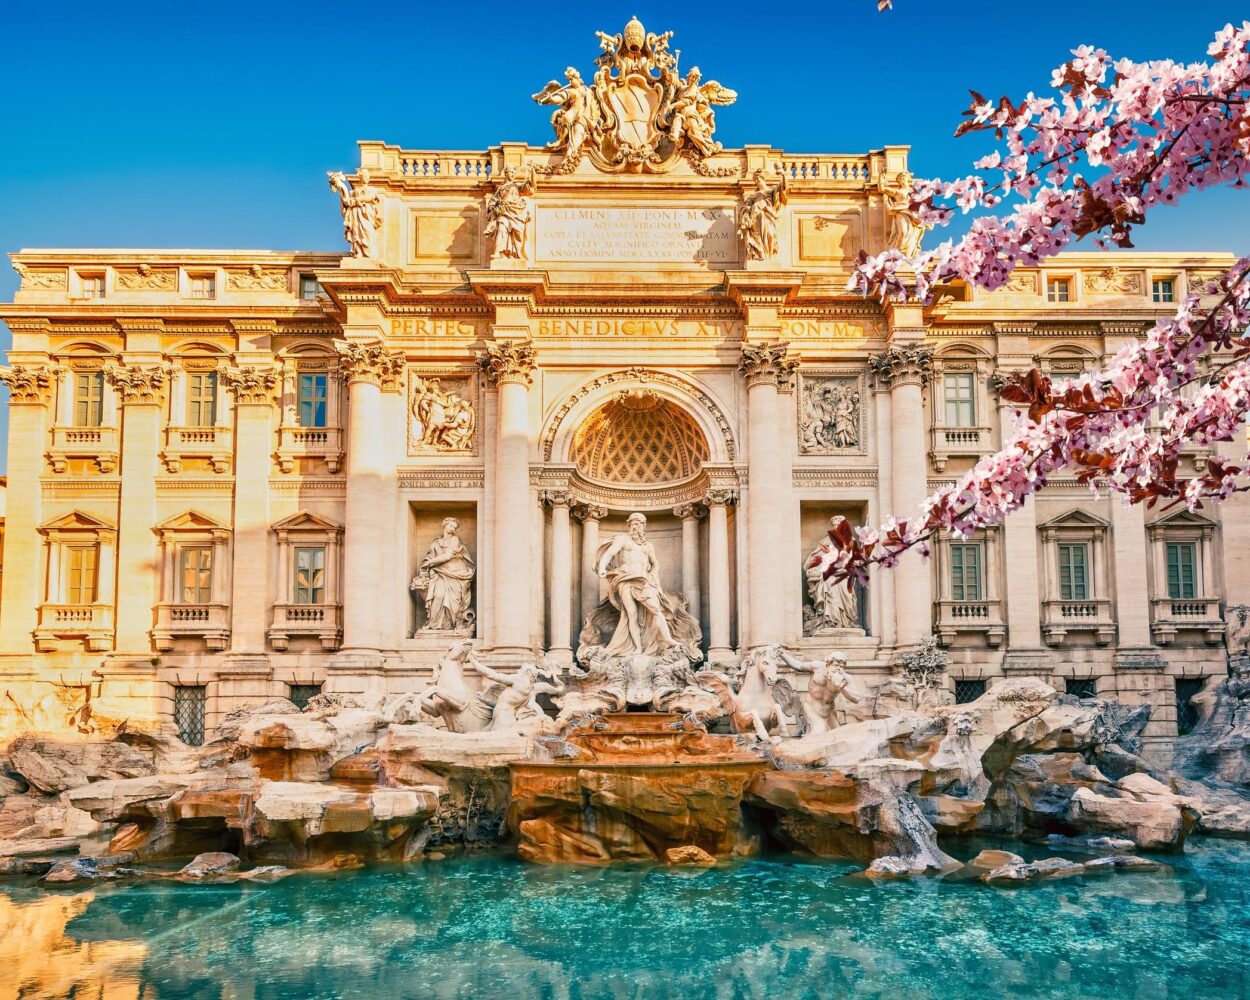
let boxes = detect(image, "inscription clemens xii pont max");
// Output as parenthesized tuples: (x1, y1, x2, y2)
(536, 206, 738, 263)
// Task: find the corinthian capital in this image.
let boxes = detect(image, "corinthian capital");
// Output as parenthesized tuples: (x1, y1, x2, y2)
(334, 340, 405, 390)
(738, 342, 798, 389)
(477, 340, 536, 386)
(104, 364, 168, 405)
(868, 345, 933, 387)
(221, 365, 279, 405)
(0, 364, 58, 405)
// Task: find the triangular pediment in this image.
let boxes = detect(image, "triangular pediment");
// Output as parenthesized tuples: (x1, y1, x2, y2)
(1150, 508, 1217, 529)
(1040, 508, 1109, 530)
(39, 510, 115, 531)
(271, 510, 341, 532)
(156, 509, 228, 531)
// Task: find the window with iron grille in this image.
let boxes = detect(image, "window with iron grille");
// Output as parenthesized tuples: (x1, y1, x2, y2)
(298, 373, 328, 427)
(949, 543, 982, 602)
(954, 679, 987, 704)
(174, 686, 207, 746)
(1066, 678, 1098, 700)
(74, 371, 105, 427)
(943, 373, 976, 427)
(187, 372, 218, 426)
(1175, 678, 1205, 735)
(288, 683, 322, 710)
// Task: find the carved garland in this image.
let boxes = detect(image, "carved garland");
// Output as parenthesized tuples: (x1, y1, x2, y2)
(0, 364, 58, 405)
(541, 367, 737, 462)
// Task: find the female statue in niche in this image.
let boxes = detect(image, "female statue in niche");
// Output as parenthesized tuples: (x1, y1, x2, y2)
(805, 516, 861, 632)
(410, 517, 476, 633)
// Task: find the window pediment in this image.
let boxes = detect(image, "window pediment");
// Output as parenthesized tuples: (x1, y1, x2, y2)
(156, 510, 229, 532)
(40, 510, 115, 533)
(272, 510, 342, 534)
(1039, 508, 1109, 531)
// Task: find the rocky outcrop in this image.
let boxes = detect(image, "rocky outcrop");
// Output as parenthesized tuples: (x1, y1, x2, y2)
(7, 737, 155, 794)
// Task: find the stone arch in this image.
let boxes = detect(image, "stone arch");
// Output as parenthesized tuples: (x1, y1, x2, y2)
(571, 393, 710, 485)
(542, 368, 736, 466)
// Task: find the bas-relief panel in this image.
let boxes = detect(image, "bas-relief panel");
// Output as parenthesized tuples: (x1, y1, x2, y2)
(407, 370, 479, 456)
(797, 373, 866, 456)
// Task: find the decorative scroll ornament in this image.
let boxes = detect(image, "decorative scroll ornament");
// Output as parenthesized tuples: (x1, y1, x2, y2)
(477, 340, 537, 385)
(221, 365, 280, 404)
(334, 340, 405, 389)
(12, 262, 66, 290)
(868, 345, 934, 386)
(738, 342, 799, 388)
(0, 364, 57, 404)
(104, 364, 168, 404)
(227, 264, 289, 291)
(532, 17, 737, 175)
(327, 169, 382, 258)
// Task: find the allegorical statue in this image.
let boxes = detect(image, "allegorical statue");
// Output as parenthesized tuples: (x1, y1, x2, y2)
(739, 168, 789, 260)
(484, 165, 537, 261)
(666, 67, 736, 158)
(327, 169, 382, 258)
(411, 377, 475, 451)
(532, 67, 601, 160)
(882, 169, 929, 257)
(804, 517, 861, 632)
(595, 513, 682, 656)
(410, 517, 475, 633)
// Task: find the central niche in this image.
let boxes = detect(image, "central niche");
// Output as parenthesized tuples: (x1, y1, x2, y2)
(570, 389, 709, 485)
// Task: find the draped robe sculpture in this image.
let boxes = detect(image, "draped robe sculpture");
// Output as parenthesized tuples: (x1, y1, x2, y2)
(410, 518, 476, 633)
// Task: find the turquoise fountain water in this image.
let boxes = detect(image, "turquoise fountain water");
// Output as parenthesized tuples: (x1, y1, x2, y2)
(4, 838, 1248, 999)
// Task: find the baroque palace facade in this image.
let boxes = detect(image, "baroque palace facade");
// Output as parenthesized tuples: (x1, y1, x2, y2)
(0, 19, 1244, 749)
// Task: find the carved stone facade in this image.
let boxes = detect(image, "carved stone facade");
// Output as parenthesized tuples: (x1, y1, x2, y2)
(0, 32, 1243, 752)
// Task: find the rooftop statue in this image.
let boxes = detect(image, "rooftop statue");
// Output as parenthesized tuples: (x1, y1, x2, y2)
(533, 17, 736, 175)
(327, 169, 382, 259)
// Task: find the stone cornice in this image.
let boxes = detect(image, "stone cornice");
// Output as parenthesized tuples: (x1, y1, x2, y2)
(738, 342, 798, 389)
(477, 339, 537, 386)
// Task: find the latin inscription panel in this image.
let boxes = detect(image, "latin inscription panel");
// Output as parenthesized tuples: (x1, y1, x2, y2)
(536, 206, 738, 264)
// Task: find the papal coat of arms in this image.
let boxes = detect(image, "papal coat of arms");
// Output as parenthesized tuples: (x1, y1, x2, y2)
(532, 17, 737, 175)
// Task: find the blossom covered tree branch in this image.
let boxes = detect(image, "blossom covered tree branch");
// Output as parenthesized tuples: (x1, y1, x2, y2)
(814, 20, 1250, 590)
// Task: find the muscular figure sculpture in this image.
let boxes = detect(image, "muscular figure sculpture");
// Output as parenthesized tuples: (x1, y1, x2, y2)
(596, 512, 680, 657)
(779, 649, 861, 735)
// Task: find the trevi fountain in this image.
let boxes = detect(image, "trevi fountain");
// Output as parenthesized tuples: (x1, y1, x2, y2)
(1, 17, 1249, 1000)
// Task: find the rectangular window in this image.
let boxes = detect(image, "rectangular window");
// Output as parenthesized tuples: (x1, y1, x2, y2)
(1152, 278, 1175, 304)
(174, 686, 207, 746)
(65, 545, 98, 604)
(1165, 542, 1198, 599)
(949, 543, 982, 602)
(74, 371, 105, 427)
(1175, 678, 1205, 736)
(297, 373, 328, 428)
(288, 683, 323, 710)
(293, 546, 325, 604)
(178, 546, 213, 605)
(1046, 277, 1071, 303)
(1057, 543, 1089, 600)
(954, 679, 987, 704)
(943, 373, 976, 427)
(1066, 678, 1098, 700)
(189, 275, 216, 300)
(299, 274, 323, 301)
(80, 274, 105, 299)
(186, 372, 218, 427)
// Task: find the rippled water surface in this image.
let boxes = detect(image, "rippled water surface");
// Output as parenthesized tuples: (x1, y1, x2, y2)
(2, 838, 1249, 999)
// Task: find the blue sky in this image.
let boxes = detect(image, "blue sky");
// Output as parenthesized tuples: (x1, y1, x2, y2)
(0, 0, 1246, 468)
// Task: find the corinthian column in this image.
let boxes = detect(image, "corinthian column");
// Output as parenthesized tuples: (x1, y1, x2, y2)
(574, 503, 607, 636)
(543, 490, 574, 664)
(739, 343, 798, 650)
(673, 504, 704, 620)
(478, 340, 536, 656)
(869, 344, 934, 649)
(704, 489, 736, 660)
(0, 362, 56, 651)
(336, 340, 404, 655)
(106, 359, 168, 653)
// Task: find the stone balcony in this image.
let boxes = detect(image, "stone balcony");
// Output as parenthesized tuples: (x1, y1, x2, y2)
(1042, 598, 1117, 646)
(277, 426, 343, 474)
(153, 602, 230, 652)
(929, 425, 992, 473)
(268, 603, 342, 651)
(34, 603, 114, 652)
(47, 425, 119, 474)
(935, 599, 1006, 647)
(1150, 596, 1225, 645)
(161, 426, 233, 474)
